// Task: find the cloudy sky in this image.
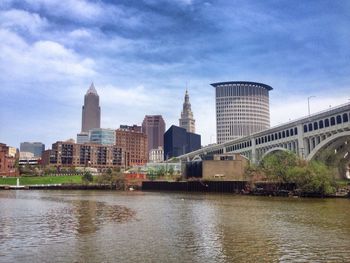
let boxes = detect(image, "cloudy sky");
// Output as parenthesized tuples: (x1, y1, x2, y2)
(1, 0, 350, 149)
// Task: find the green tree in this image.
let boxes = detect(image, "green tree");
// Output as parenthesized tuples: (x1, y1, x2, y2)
(257, 151, 336, 195)
(260, 151, 299, 182)
(156, 167, 166, 178)
(82, 171, 93, 184)
(168, 166, 174, 177)
(97, 168, 125, 190)
(288, 161, 336, 195)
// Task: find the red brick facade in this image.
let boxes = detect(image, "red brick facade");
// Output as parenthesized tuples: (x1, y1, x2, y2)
(116, 125, 148, 167)
(0, 143, 18, 177)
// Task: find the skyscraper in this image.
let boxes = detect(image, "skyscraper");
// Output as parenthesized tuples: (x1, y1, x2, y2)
(142, 115, 165, 153)
(179, 90, 195, 133)
(20, 142, 45, 157)
(81, 83, 101, 133)
(164, 125, 201, 160)
(211, 81, 272, 144)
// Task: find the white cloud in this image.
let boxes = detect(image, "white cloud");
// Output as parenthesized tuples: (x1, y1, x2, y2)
(270, 94, 349, 127)
(21, 0, 102, 21)
(0, 29, 96, 85)
(0, 9, 48, 34)
(68, 29, 92, 39)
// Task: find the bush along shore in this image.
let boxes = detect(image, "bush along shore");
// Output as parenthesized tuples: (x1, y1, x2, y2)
(245, 151, 350, 198)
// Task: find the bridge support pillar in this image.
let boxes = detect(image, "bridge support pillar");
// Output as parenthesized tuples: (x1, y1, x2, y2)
(251, 138, 257, 164)
(297, 124, 306, 159)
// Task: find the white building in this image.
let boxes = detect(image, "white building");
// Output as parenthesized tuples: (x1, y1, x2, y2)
(211, 81, 272, 144)
(149, 147, 164, 163)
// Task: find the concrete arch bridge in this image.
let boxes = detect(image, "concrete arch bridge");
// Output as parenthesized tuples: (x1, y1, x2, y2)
(178, 103, 350, 167)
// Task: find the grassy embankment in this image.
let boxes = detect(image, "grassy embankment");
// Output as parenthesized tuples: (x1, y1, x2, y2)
(0, 175, 86, 185)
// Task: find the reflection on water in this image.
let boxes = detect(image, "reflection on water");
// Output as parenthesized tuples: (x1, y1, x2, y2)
(0, 191, 350, 263)
(73, 200, 135, 234)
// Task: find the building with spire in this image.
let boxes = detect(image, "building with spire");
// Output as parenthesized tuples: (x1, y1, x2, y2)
(179, 90, 195, 133)
(81, 83, 101, 133)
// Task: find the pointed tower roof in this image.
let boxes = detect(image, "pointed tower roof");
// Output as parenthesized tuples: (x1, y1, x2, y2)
(86, 82, 98, 95)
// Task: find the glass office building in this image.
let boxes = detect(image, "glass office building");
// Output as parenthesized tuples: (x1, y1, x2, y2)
(89, 128, 116, 145)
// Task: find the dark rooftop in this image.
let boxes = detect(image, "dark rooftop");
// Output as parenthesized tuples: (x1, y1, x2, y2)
(210, 81, 273, 91)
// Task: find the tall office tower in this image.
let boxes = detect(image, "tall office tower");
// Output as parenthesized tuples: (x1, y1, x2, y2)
(20, 142, 45, 157)
(211, 81, 272, 144)
(142, 115, 165, 153)
(81, 83, 101, 133)
(179, 90, 195, 133)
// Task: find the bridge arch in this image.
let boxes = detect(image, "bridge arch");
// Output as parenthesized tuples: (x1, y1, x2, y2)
(307, 131, 350, 161)
(260, 147, 290, 162)
(192, 155, 202, 161)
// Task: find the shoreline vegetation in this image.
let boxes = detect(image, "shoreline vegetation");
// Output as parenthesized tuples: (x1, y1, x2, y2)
(1, 152, 349, 198)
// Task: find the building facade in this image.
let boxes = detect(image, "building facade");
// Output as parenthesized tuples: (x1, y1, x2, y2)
(142, 115, 165, 153)
(115, 125, 148, 167)
(164, 125, 201, 160)
(49, 141, 124, 169)
(89, 128, 116, 145)
(81, 83, 101, 133)
(0, 143, 18, 177)
(184, 153, 248, 181)
(179, 90, 196, 133)
(77, 132, 89, 144)
(19, 152, 39, 166)
(149, 147, 164, 163)
(211, 81, 272, 144)
(20, 142, 45, 157)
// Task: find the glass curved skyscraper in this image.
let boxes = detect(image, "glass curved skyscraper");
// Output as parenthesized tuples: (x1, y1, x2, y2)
(211, 81, 272, 144)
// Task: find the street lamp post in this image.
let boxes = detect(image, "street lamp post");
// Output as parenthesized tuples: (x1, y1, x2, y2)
(307, 96, 316, 116)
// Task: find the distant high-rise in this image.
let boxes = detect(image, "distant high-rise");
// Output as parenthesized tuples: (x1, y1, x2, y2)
(89, 128, 116, 145)
(20, 142, 45, 157)
(81, 83, 101, 133)
(179, 90, 195, 133)
(164, 125, 201, 160)
(142, 115, 165, 153)
(211, 81, 272, 144)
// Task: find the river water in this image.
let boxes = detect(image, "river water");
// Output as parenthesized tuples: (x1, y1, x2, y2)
(0, 190, 349, 263)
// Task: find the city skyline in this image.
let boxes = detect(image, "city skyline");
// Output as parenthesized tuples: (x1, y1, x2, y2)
(1, 0, 350, 148)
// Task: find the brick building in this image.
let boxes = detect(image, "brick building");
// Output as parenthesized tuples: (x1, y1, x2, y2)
(115, 125, 148, 167)
(0, 143, 18, 177)
(48, 141, 124, 170)
(142, 115, 165, 153)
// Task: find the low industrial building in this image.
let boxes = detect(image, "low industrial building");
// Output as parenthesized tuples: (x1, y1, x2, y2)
(184, 153, 248, 181)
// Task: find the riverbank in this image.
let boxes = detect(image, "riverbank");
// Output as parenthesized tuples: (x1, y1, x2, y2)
(1, 176, 349, 198)
(0, 175, 84, 185)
